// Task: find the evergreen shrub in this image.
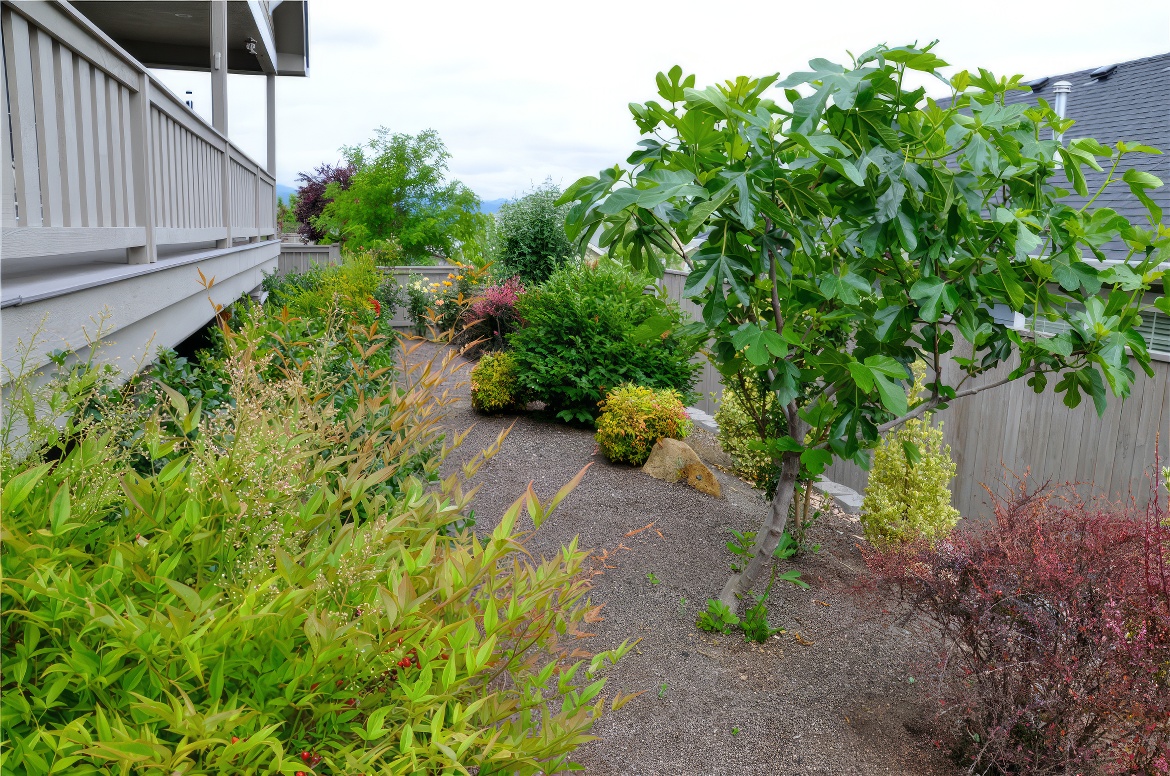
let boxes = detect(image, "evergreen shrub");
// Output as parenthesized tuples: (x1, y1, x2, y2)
(860, 362, 959, 546)
(595, 384, 692, 465)
(509, 262, 701, 424)
(470, 351, 526, 413)
(714, 376, 786, 497)
(0, 308, 632, 775)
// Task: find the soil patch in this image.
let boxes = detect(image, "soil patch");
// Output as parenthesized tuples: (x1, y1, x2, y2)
(410, 340, 956, 775)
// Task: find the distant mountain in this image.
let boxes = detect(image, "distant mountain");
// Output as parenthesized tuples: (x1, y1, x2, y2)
(479, 198, 508, 214)
(276, 184, 297, 204)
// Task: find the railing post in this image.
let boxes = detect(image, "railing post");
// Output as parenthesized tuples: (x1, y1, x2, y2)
(251, 164, 260, 243)
(126, 72, 155, 264)
(211, 0, 231, 248)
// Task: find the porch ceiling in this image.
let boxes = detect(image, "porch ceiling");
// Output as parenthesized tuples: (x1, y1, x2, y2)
(69, 0, 308, 76)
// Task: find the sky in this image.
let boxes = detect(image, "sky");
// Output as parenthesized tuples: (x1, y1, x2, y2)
(153, 0, 1170, 202)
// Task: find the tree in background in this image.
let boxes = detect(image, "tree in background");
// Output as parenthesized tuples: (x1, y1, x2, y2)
(293, 162, 355, 243)
(561, 48, 1167, 612)
(320, 128, 482, 262)
(493, 181, 573, 284)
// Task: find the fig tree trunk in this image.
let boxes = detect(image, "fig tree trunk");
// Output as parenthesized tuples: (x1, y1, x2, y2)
(719, 449, 803, 611)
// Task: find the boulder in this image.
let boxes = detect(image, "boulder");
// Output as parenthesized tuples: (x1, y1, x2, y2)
(642, 438, 722, 498)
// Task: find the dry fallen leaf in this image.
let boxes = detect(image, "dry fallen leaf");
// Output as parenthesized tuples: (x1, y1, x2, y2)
(793, 632, 815, 646)
(814, 599, 831, 607)
(624, 521, 656, 537)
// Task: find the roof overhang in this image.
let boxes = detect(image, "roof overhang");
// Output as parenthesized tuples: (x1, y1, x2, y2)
(69, 0, 308, 76)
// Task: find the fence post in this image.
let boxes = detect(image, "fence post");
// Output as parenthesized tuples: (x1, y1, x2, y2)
(126, 72, 155, 264)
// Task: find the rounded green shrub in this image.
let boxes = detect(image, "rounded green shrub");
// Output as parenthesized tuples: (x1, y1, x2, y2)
(470, 351, 525, 413)
(508, 262, 701, 424)
(595, 384, 692, 465)
(714, 376, 786, 497)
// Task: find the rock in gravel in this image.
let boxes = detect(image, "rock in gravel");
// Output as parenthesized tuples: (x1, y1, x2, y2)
(642, 438, 721, 498)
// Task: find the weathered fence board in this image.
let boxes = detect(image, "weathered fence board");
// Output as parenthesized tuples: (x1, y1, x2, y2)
(275, 243, 341, 276)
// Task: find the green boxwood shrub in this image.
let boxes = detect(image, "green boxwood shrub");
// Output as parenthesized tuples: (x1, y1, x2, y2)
(508, 262, 701, 423)
(595, 384, 692, 465)
(470, 351, 526, 413)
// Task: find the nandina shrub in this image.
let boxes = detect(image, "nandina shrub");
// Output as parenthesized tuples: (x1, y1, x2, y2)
(864, 481, 1170, 774)
(1, 312, 633, 775)
(595, 383, 692, 465)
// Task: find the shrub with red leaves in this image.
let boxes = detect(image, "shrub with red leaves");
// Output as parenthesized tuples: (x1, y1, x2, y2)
(458, 277, 525, 355)
(864, 478, 1170, 775)
(293, 162, 355, 243)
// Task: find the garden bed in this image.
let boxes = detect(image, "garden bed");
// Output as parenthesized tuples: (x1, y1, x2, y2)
(415, 342, 955, 775)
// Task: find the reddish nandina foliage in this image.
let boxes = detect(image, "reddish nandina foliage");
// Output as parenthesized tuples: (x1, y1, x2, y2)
(864, 479, 1170, 775)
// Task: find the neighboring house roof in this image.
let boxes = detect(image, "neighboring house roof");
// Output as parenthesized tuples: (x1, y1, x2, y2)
(965, 52, 1169, 262)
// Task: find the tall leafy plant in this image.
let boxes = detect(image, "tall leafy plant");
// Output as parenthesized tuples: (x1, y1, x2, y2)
(321, 128, 482, 261)
(560, 47, 1167, 610)
(493, 181, 573, 284)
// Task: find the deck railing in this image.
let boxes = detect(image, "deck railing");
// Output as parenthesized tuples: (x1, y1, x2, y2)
(1, 1, 277, 264)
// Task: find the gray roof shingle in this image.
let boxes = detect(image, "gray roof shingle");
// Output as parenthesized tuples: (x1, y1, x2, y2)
(948, 52, 1169, 261)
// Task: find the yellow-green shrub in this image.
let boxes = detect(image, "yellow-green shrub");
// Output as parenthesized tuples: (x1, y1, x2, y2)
(595, 384, 691, 465)
(861, 362, 959, 545)
(0, 313, 632, 776)
(470, 351, 525, 413)
(714, 376, 785, 496)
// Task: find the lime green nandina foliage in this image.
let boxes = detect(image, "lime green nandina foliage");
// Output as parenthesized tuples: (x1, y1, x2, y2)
(0, 324, 632, 774)
(470, 351, 526, 413)
(508, 262, 702, 424)
(595, 384, 693, 465)
(560, 46, 1167, 609)
(319, 127, 483, 261)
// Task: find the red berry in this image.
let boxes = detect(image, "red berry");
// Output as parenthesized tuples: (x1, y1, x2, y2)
(230, 736, 239, 744)
(310, 683, 319, 691)
(296, 772, 306, 776)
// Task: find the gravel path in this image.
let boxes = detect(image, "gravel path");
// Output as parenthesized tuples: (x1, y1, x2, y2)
(411, 341, 956, 776)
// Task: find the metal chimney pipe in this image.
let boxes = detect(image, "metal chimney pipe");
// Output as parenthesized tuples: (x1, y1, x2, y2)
(1052, 80, 1072, 142)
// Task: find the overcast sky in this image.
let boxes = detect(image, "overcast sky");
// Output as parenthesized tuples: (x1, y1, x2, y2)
(153, 0, 1170, 202)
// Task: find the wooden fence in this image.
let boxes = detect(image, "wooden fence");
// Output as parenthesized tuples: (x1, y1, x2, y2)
(1, 1, 277, 262)
(276, 243, 341, 276)
(662, 270, 1168, 515)
(823, 348, 1170, 517)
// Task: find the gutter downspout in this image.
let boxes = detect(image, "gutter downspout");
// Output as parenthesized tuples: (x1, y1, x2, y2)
(1052, 80, 1072, 142)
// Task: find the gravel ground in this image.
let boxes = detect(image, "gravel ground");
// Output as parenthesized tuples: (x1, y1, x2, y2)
(410, 342, 956, 776)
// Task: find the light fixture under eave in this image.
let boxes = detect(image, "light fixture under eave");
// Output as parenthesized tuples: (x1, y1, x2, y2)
(1089, 63, 1117, 81)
